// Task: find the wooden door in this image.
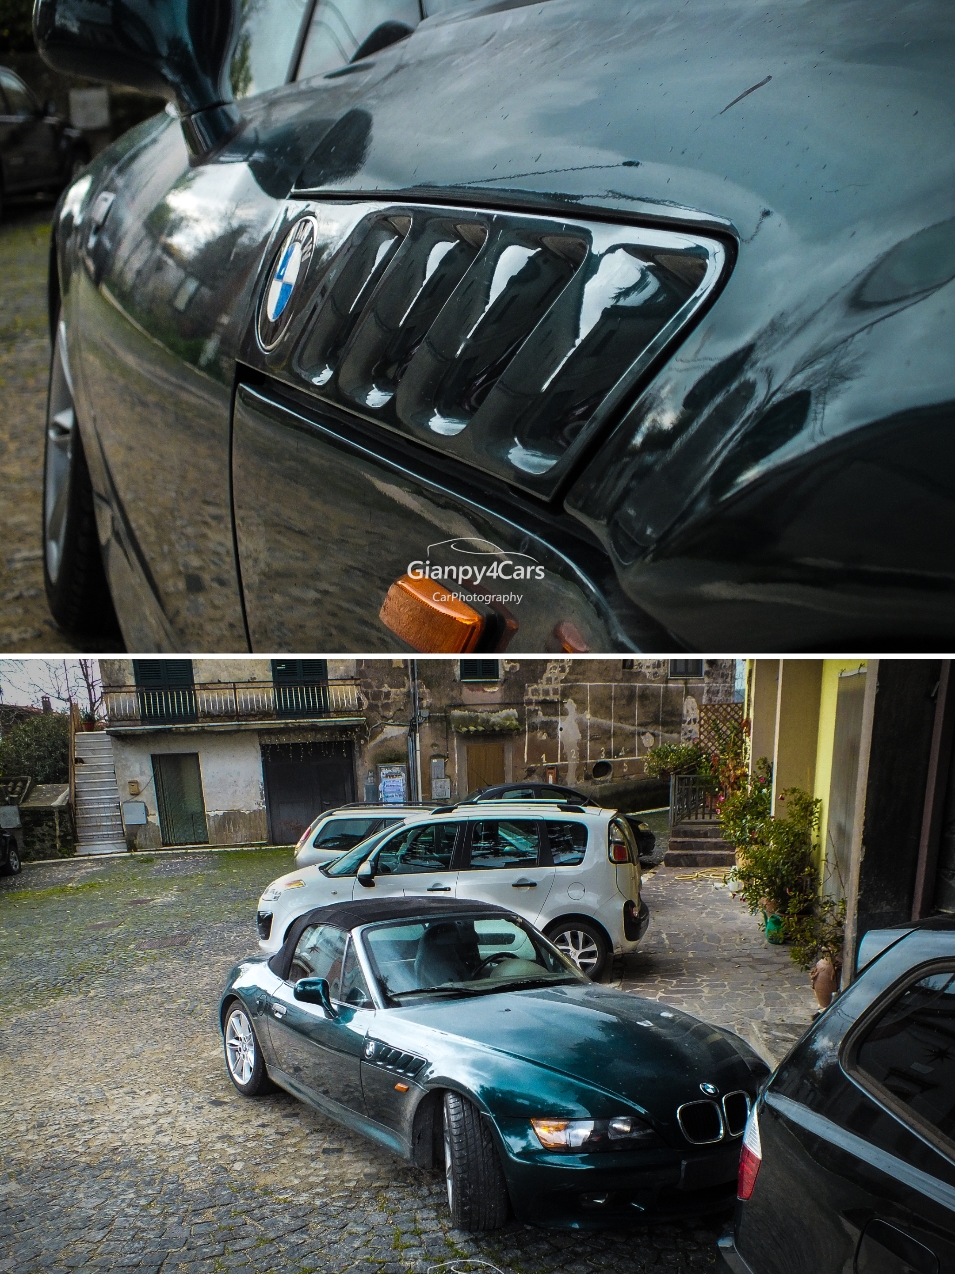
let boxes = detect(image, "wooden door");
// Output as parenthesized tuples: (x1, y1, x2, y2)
(466, 741, 506, 793)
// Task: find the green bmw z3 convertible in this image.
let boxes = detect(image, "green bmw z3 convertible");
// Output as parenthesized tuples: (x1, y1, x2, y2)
(219, 898, 770, 1231)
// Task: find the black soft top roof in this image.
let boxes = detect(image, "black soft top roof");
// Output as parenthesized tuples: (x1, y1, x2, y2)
(269, 896, 513, 980)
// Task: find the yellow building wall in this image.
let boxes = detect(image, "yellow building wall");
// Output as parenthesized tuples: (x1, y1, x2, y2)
(813, 659, 868, 885)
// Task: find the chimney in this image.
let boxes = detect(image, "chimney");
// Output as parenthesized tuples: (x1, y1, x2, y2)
(41, 696, 52, 714)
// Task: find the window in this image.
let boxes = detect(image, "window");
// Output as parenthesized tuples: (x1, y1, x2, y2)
(459, 659, 500, 683)
(852, 966, 955, 1154)
(376, 823, 460, 874)
(668, 660, 704, 678)
(134, 660, 196, 724)
(230, 0, 311, 98)
(339, 941, 374, 1007)
(545, 820, 588, 866)
(271, 659, 329, 717)
(363, 915, 580, 1002)
(0, 70, 36, 116)
(296, 0, 420, 80)
(467, 820, 540, 870)
(289, 924, 348, 993)
(313, 817, 382, 852)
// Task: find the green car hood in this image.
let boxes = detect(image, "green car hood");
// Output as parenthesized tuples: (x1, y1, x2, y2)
(395, 982, 763, 1119)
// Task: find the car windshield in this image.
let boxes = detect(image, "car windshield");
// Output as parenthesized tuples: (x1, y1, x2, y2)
(322, 826, 403, 877)
(361, 914, 585, 1004)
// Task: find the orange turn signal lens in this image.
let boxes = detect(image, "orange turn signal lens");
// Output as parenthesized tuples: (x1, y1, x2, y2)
(379, 574, 484, 653)
(394, 1082, 409, 1093)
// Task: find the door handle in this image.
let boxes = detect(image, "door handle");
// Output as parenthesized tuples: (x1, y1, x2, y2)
(511, 879, 538, 888)
(272, 1004, 287, 1018)
(427, 883, 451, 892)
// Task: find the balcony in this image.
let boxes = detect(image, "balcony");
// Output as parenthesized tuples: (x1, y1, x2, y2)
(103, 680, 364, 731)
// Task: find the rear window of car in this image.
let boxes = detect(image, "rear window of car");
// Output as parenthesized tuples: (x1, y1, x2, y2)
(851, 964, 955, 1154)
(544, 820, 588, 866)
(314, 817, 381, 849)
(467, 820, 540, 869)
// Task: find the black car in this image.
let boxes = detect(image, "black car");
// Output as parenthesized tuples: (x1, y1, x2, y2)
(0, 830, 22, 876)
(222, 895, 769, 1231)
(0, 65, 86, 215)
(34, 0, 955, 652)
(719, 919, 955, 1274)
(462, 783, 656, 862)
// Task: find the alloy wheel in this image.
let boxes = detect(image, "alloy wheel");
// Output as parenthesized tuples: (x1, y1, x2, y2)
(8, 848, 20, 874)
(44, 320, 77, 585)
(552, 929, 601, 973)
(225, 1008, 256, 1085)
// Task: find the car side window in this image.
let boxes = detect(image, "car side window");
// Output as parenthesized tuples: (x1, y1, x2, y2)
(376, 823, 460, 874)
(314, 817, 381, 849)
(852, 965, 955, 1153)
(545, 820, 588, 867)
(230, 0, 311, 99)
(467, 820, 540, 870)
(296, 0, 420, 80)
(339, 940, 374, 1007)
(0, 72, 35, 117)
(289, 923, 348, 997)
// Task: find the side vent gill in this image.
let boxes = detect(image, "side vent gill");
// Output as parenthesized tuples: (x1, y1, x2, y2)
(258, 203, 726, 497)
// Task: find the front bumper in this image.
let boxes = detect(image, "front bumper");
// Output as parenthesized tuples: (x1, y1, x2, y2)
(495, 1120, 739, 1228)
(256, 910, 273, 941)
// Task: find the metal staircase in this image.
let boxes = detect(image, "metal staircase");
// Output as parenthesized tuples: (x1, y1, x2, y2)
(74, 733, 126, 855)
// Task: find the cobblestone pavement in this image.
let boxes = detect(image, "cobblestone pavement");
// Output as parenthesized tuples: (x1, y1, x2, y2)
(0, 850, 814, 1274)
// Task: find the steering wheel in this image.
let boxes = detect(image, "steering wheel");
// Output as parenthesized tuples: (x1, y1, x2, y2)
(469, 951, 521, 979)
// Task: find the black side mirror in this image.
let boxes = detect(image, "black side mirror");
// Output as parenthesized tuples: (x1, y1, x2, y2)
(33, 0, 241, 159)
(351, 21, 413, 63)
(356, 859, 377, 888)
(293, 977, 337, 1016)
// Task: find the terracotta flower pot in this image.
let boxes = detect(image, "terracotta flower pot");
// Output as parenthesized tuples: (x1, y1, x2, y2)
(810, 957, 838, 1008)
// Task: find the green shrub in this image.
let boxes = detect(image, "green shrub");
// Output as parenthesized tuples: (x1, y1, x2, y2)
(0, 713, 70, 785)
(644, 742, 708, 778)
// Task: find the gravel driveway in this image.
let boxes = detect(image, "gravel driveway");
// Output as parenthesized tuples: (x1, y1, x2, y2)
(0, 849, 813, 1274)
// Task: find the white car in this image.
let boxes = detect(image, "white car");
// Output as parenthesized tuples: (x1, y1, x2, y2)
(256, 801, 649, 979)
(293, 803, 438, 867)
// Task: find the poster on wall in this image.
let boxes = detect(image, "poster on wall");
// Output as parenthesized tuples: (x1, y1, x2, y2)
(378, 764, 408, 804)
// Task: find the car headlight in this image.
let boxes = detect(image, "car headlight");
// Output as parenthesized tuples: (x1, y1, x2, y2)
(530, 1115, 659, 1151)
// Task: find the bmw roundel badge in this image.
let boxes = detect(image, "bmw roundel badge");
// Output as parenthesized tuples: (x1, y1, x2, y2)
(700, 1082, 719, 1096)
(257, 216, 317, 350)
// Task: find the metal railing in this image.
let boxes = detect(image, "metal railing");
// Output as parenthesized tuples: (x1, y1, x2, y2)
(103, 680, 363, 725)
(670, 773, 721, 826)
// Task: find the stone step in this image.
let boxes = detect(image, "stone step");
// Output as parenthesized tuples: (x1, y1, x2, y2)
(668, 835, 734, 853)
(76, 840, 127, 856)
(664, 844, 737, 867)
(669, 822, 725, 839)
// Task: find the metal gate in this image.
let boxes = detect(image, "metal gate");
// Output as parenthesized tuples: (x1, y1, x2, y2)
(261, 740, 355, 845)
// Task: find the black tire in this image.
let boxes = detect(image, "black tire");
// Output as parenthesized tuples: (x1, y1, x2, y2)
(42, 311, 119, 637)
(223, 1001, 273, 1096)
(545, 918, 610, 980)
(1, 841, 21, 876)
(443, 1092, 510, 1232)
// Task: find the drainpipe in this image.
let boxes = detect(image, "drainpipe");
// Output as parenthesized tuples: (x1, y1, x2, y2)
(407, 659, 422, 803)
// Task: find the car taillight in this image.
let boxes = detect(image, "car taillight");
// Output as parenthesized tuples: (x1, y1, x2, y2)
(610, 842, 629, 863)
(737, 1105, 762, 1200)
